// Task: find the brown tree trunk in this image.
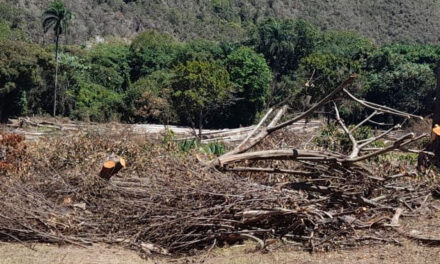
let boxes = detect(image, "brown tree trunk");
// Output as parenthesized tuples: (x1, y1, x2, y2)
(418, 60, 440, 170)
(99, 157, 126, 180)
(53, 34, 59, 117)
(198, 111, 203, 141)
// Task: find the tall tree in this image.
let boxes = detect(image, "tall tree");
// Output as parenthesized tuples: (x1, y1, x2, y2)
(170, 61, 234, 138)
(42, 1, 72, 116)
(224, 47, 272, 126)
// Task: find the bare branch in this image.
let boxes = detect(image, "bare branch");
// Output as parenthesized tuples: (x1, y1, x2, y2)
(210, 75, 358, 165)
(334, 102, 359, 158)
(347, 134, 427, 163)
(268, 106, 288, 128)
(235, 108, 274, 150)
(214, 149, 343, 167)
(270, 75, 358, 132)
(343, 88, 423, 120)
(350, 111, 382, 133)
(225, 166, 317, 176)
(358, 124, 401, 149)
(367, 120, 394, 126)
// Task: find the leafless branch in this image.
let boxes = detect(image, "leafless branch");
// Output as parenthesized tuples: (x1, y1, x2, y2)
(343, 88, 423, 120)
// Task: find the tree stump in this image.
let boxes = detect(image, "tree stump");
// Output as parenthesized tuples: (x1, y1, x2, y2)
(99, 157, 126, 180)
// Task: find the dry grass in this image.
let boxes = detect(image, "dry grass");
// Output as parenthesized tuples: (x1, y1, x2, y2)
(2, 236, 440, 264)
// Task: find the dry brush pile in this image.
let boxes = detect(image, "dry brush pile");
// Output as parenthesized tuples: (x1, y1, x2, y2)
(1, 75, 440, 256)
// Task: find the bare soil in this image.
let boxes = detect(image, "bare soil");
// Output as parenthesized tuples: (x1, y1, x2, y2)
(1, 239, 439, 264)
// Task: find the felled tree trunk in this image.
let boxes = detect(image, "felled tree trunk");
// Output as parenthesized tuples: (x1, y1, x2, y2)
(418, 60, 440, 170)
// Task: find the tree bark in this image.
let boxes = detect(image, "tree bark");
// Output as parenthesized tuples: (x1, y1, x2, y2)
(198, 112, 203, 141)
(53, 34, 59, 117)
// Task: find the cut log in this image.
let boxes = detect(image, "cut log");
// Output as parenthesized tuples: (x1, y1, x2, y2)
(99, 157, 126, 180)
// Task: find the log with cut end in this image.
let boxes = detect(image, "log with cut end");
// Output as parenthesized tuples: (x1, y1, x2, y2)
(431, 124, 440, 142)
(99, 157, 126, 180)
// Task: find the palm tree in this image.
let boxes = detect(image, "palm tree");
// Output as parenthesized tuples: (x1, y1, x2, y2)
(42, 1, 72, 116)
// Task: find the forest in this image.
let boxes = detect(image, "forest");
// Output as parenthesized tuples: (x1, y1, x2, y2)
(1, 1, 440, 132)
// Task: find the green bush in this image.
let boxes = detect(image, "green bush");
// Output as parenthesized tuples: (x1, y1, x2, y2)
(175, 39, 225, 64)
(178, 139, 226, 156)
(249, 18, 319, 76)
(0, 40, 52, 121)
(364, 63, 435, 116)
(315, 125, 374, 154)
(0, 19, 26, 41)
(366, 44, 440, 72)
(297, 53, 360, 101)
(201, 141, 226, 156)
(74, 80, 123, 122)
(179, 139, 197, 152)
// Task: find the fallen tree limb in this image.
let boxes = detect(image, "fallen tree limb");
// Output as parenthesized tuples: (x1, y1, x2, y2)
(225, 166, 317, 176)
(213, 149, 342, 167)
(342, 89, 423, 120)
(211, 75, 358, 163)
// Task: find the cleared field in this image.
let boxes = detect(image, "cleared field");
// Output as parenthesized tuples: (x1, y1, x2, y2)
(1, 239, 439, 264)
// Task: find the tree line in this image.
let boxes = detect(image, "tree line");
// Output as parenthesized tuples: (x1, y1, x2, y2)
(1, 1, 440, 130)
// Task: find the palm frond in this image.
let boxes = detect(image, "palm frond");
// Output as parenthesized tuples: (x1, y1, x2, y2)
(43, 19, 58, 33)
(41, 1, 72, 36)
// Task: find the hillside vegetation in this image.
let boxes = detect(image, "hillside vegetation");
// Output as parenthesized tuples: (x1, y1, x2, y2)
(1, 1, 440, 130)
(3, 0, 440, 44)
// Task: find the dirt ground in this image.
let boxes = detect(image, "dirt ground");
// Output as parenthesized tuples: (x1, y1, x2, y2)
(1, 239, 440, 264)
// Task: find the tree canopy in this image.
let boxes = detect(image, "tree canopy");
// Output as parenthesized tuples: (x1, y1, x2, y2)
(170, 60, 234, 135)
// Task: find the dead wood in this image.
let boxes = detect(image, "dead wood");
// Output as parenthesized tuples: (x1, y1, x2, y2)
(211, 74, 358, 162)
(0, 73, 438, 257)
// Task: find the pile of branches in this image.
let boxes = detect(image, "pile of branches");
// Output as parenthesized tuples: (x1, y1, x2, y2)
(0, 75, 439, 255)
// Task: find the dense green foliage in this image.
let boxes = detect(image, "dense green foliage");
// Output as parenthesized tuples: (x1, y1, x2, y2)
(170, 60, 234, 133)
(249, 18, 318, 76)
(129, 31, 179, 81)
(0, 40, 52, 121)
(224, 47, 272, 126)
(1, 10, 440, 128)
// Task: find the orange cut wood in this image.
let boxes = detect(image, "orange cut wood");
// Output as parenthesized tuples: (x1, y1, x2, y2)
(433, 124, 440, 136)
(103, 160, 116, 168)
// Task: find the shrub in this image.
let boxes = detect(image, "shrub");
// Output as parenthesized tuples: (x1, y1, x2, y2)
(249, 18, 319, 76)
(315, 125, 374, 154)
(0, 40, 52, 121)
